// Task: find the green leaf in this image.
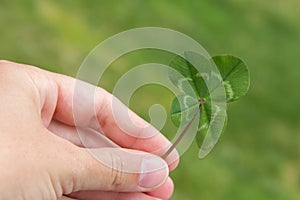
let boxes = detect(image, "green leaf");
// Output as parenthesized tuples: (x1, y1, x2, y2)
(212, 55, 250, 102)
(168, 52, 249, 156)
(169, 52, 212, 99)
(196, 102, 227, 148)
(170, 95, 199, 127)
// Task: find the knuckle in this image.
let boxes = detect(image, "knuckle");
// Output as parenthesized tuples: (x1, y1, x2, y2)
(0, 59, 10, 65)
(0, 60, 22, 75)
(109, 152, 125, 189)
(0, 60, 11, 70)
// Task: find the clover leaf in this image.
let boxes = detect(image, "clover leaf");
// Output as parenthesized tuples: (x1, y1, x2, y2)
(163, 52, 250, 158)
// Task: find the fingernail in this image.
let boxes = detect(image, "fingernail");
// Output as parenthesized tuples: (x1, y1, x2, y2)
(139, 156, 169, 189)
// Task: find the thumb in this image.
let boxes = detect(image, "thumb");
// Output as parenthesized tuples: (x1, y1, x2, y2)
(63, 147, 169, 193)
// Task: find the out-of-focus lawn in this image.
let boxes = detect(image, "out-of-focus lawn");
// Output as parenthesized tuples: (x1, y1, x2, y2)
(1, 0, 299, 199)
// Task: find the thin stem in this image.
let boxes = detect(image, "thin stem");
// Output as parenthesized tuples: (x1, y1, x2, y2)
(162, 99, 204, 159)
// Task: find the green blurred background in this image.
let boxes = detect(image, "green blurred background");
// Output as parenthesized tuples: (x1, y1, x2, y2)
(1, 0, 299, 199)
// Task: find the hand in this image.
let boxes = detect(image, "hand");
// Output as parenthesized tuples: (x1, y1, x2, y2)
(0, 60, 179, 200)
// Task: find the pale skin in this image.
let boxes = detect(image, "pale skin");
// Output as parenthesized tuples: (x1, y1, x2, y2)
(0, 60, 179, 200)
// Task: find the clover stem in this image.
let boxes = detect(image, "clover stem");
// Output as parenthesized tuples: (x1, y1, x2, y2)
(162, 99, 204, 159)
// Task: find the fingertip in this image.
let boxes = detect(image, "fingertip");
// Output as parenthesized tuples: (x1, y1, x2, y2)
(138, 155, 169, 190)
(164, 149, 180, 171)
(166, 150, 180, 171)
(146, 177, 174, 200)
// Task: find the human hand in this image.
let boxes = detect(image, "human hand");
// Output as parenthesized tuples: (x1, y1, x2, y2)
(0, 60, 179, 200)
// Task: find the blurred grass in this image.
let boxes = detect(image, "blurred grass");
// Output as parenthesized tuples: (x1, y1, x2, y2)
(1, 0, 300, 199)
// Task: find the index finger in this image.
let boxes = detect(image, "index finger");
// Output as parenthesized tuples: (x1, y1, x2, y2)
(47, 71, 179, 165)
